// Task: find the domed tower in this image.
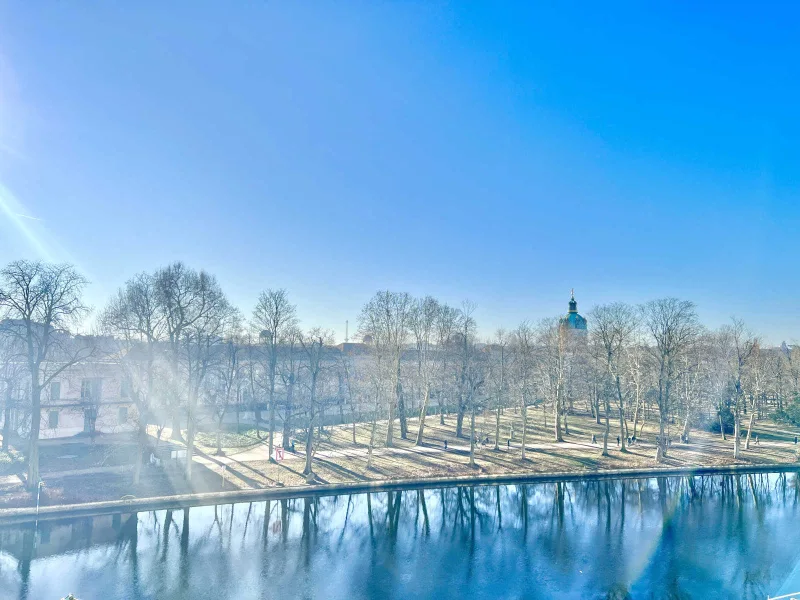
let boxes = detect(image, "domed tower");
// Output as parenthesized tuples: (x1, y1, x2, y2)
(560, 289, 587, 332)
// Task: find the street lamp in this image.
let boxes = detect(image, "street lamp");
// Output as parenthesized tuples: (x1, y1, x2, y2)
(36, 480, 45, 517)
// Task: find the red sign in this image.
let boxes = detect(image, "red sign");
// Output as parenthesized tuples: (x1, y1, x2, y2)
(275, 447, 284, 461)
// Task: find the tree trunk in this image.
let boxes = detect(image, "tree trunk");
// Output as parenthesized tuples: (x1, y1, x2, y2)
(396, 365, 407, 440)
(595, 394, 601, 425)
(521, 402, 527, 460)
(456, 394, 465, 438)
(216, 421, 223, 455)
(304, 423, 314, 478)
(415, 385, 430, 446)
(185, 414, 195, 479)
(171, 411, 182, 440)
(26, 384, 42, 490)
(133, 418, 146, 485)
(2, 384, 12, 452)
(268, 383, 276, 463)
(386, 392, 395, 448)
(469, 403, 476, 468)
(554, 393, 563, 443)
(494, 403, 500, 451)
(745, 412, 755, 450)
(733, 412, 741, 459)
(282, 379, 294, 450)
(719, 413, 726, 441)
(601, 398, 609, 457)
(367, 413, 377, 469)
(351, 401, 357, 444)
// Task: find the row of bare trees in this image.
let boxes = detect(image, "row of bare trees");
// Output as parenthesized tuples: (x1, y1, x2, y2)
(1, 259, 796, 490)
(355, 293, 785, 466)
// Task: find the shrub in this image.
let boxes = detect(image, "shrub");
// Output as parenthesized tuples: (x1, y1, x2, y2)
(705, 407, 735, 435)
(778, 395, 800, 427)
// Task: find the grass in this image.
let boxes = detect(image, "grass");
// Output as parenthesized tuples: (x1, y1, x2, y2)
(151, 409, 800, 493)
(0, 448, 24, 475)
(194, 428, 263, 451)
(3, 411, 800, 510)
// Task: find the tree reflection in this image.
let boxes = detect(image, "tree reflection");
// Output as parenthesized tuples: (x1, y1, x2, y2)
(3, 472, 800, 599)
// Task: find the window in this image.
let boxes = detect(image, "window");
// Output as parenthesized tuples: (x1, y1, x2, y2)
(118, 406, 128, 425)
(81, 378, 103, 401)
(50, 381, 60, 402)
(120, 377, 131, 398)
(48, 410, 59, 429)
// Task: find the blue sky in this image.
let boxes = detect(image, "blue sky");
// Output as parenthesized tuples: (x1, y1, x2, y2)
(1, 2, 799, 342)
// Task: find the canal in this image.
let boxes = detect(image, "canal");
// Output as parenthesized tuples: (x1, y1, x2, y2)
(1, 472, 799, 599)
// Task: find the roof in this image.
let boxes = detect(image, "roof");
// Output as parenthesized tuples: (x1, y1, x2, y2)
(560, 312, 587, 330)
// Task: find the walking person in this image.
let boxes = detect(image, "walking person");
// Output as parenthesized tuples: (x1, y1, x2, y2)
(616, 436, 620, 448)
(591, 434, 597, 445)
(444, 439, 448, 450)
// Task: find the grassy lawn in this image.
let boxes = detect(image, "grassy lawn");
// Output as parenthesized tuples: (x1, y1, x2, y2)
(0, 449, 24, 476)
(194, 428, 264, 451)
(4, 411, 800, 510)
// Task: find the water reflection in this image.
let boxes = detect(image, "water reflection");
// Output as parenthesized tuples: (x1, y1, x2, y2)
(1, 473, 799, 599)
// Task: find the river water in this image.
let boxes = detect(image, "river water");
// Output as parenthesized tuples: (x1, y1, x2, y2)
(1, 472, 799, 599)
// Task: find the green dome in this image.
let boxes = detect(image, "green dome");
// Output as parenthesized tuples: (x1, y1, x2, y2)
(560, 291, 587, 330)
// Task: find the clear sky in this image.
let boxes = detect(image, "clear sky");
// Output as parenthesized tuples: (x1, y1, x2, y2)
(1, 2, 799, 343)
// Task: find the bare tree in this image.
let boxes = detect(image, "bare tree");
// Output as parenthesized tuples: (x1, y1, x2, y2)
(298, 327, 334, 481)
(101, 272, 166, 484)
(181, 284, 239, 478)
(433, 304, 460, 424)
(252, 289, 297, 460)
(0, 323, 26, 452)
(154, 262, 210, 441)
(206, 336, 245, 455)
(0, 260, 91, 489)
(410, 296, 441, 445)
(358, 291, 412, 446)
(718, 318, 758, 459)
(487, 329, 510, 451)
(154, 262, 238, 478)
(512, 322, 535, 458)
(589, 302, 639, 455)
(641, 298, 699, 462)
(535, 318, 568, 443)
(466, 350, 486, 468)
(278, 325, 302, 450)
(454, 302, 478, 439)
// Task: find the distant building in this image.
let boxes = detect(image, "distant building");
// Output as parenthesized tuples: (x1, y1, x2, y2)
(559, 290, 587, 333)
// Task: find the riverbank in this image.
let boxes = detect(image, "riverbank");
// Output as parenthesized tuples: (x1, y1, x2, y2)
(1, 411, 799, 517)
(1, 461, 798, 525)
